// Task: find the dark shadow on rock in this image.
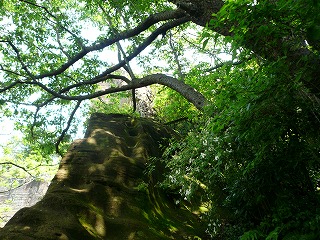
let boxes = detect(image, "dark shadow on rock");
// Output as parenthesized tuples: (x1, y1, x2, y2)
(0, 113, 208, 240)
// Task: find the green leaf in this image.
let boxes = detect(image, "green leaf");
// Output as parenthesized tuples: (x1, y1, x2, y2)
(202, 38, 209, 49)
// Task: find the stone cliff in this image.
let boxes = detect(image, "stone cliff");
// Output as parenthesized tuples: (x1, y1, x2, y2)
(0, 113, 207, 240)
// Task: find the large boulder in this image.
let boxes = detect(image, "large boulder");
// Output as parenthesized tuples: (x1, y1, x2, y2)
(0, 113, 207, 240)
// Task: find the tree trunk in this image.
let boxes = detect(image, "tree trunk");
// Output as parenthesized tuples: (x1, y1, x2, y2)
(0, 113, 207, 240)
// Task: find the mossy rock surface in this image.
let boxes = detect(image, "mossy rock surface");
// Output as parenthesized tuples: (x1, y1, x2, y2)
(0, 113, 208, 240)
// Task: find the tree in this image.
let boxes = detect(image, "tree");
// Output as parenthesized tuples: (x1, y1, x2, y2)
(0, 0, 320, 239)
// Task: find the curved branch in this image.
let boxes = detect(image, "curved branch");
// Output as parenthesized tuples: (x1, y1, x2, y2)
(34, 9, 187, 79)
(0, 64, 24, 78)
(36, 74, 131, 109)
(0, 162, 35, 178)
(137, 74, 207, 110)
(71, 17, 191, 89)
(0, 81, 21, 94)
(11, 73, 206, 110)
(6, 41, 37, 81)
(22, 17, 190, 102)
(56, 74, 207, 110)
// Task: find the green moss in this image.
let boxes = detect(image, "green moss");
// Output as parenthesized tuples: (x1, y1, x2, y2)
(0, 114, 207, 239)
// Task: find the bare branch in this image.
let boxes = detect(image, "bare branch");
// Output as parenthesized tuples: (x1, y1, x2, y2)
(55, 100, 82, 156)
(0, 162, 35, 178)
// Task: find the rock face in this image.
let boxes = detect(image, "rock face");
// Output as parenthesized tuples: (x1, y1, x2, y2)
(0, 180, 49, 227)
(0, 113, 207, 240)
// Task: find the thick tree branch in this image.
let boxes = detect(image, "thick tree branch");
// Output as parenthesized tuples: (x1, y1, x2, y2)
(137, 74, 207, 109)
(33, 9, 188, 80)
(171, 0, 225, 28)
(61, 74, 207, 110)
(3, 73, 206, 110)
(8, 17, 190, 103)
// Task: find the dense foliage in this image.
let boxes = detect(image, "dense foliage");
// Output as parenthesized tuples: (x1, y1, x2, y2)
(160, 0, 320, 239)
(0, 0, 320, 239)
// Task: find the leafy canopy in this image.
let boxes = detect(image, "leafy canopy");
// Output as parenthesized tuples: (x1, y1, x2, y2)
(1, 0, 320, 239)
(161, 0, 320, 239)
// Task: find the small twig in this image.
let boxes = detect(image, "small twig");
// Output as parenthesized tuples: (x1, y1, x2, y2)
(6, 40, 37, 82)
(0, 183, 26, 194)
(0, 179, 36, 194)
(0, 81, 21, 94)
(36, 74, 132, 109)
(31, 106, 41, 138)
(0, 64, 24, 78)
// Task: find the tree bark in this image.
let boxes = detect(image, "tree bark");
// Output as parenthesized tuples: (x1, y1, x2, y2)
(0, 113, 207, 240)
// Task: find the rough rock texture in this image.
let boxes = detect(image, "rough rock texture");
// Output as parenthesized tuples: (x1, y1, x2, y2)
(0, 113, 207, 240)
(0, 180, 49, 227)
